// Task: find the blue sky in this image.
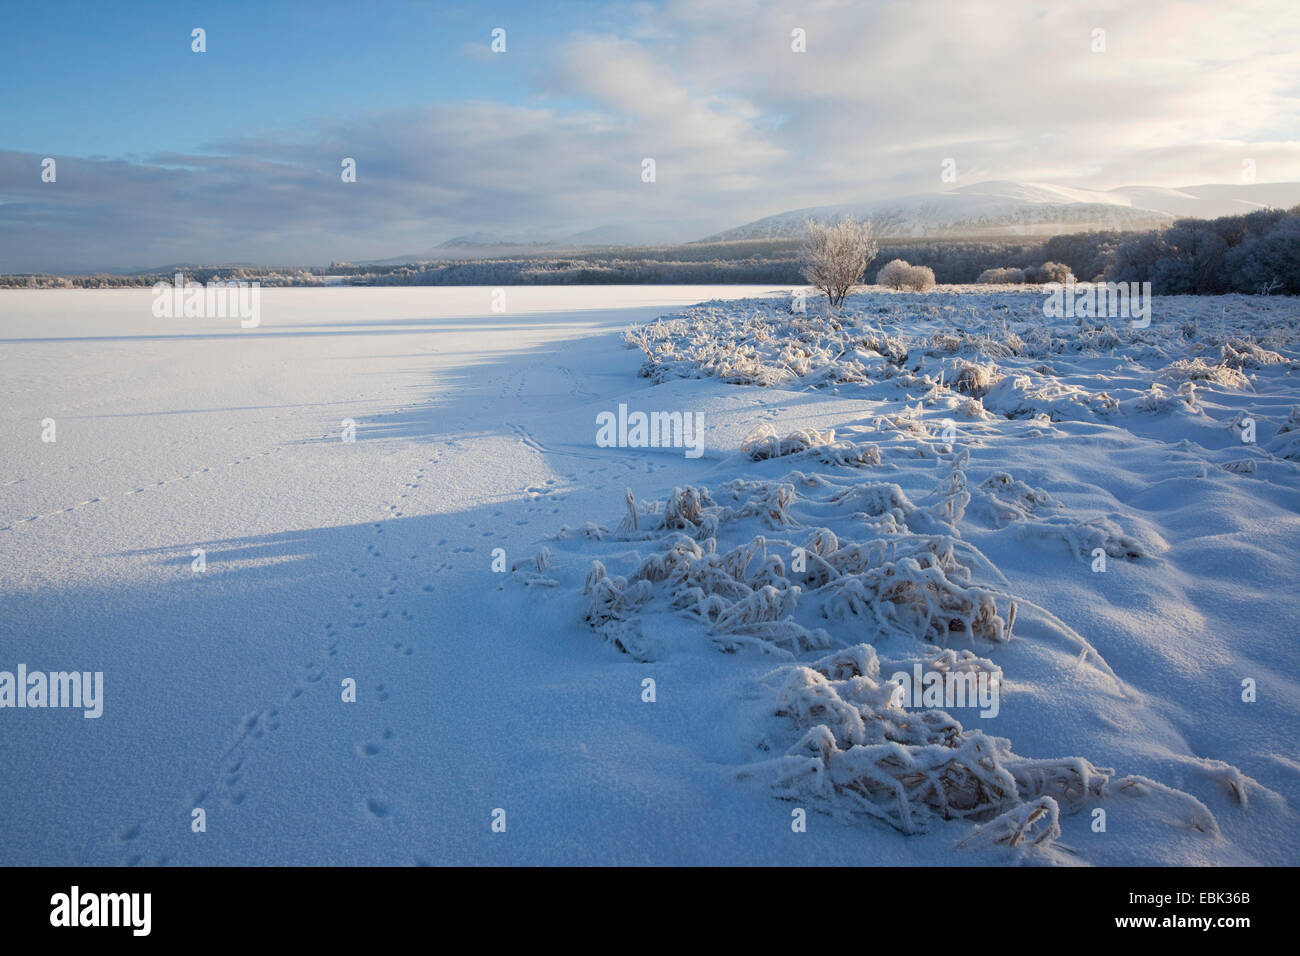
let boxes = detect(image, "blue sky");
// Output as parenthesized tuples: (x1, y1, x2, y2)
(0, 1, 584, 156)
(2, 0, 1298, 272)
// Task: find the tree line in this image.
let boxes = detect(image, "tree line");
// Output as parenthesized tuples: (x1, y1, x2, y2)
(4, 206, 1295, 293)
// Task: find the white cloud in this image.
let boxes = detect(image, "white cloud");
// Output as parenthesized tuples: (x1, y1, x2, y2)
(3, 0, 1297, 270)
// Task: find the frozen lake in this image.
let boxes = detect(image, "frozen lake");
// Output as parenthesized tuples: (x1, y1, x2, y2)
(1, 285, 832, 865)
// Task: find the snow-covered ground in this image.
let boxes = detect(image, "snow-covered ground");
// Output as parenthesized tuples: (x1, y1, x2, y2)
(2, 285, 1297, 865)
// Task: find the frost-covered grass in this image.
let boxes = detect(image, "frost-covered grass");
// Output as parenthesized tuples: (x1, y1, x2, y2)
(628, 290, 1300, 430)
(523, 288, 1300, 863)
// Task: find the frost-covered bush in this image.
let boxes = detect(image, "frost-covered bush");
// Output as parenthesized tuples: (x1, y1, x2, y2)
(952, 362, 996, 398)
(876, 259, 936, 292)
(1023, 261, 1075, 284)
(976, 267, 1026, 284)
(977, 261, 1071, 283)
(801, 218, 879, 309)
(899, 262, 937, 292)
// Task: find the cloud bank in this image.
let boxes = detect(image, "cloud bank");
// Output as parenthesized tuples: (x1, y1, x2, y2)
(3, 0, 1297, 271)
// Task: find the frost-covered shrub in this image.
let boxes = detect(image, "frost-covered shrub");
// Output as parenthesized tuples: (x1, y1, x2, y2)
(903, 263, 936, 292)
(877, 259, 936, 292)
(928, 332, 962, 353)
(982, 261, 1076, 283)
(976, 267, 1026, 284)
(1024, 261, 1075, 284)
(952, 362, 996, 398)
(801, 218, 878, 309)
(876, 259, 911, 289)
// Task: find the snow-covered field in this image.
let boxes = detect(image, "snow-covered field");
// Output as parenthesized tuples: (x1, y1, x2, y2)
(2, 285, 1298, 865)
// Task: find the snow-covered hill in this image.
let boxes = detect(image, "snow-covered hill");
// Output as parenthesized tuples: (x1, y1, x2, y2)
(702, 180, 1300, 241)
(362, 223, 705, 264)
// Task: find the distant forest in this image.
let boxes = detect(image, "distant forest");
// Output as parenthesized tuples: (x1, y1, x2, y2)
(5, 206, 1297, 294)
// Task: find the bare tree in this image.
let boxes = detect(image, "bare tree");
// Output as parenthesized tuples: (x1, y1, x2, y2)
(800, 218, 878, 309)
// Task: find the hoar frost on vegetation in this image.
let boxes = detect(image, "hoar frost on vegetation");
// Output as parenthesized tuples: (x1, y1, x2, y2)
(744, 642, 1218, 845)
(628, 291, 1300, 444)
(534, 449, 1219, 851)
(523, 289, 1293, 858)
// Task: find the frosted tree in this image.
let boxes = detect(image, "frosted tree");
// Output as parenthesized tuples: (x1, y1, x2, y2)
(800, 218, 878, 309)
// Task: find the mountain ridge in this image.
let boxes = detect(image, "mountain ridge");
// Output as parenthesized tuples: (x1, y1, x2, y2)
(699, 180, 1300, 243)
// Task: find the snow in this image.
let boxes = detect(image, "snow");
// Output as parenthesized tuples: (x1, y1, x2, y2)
(1, 284, 1298, 865)
(705, 180, 1300, 242)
